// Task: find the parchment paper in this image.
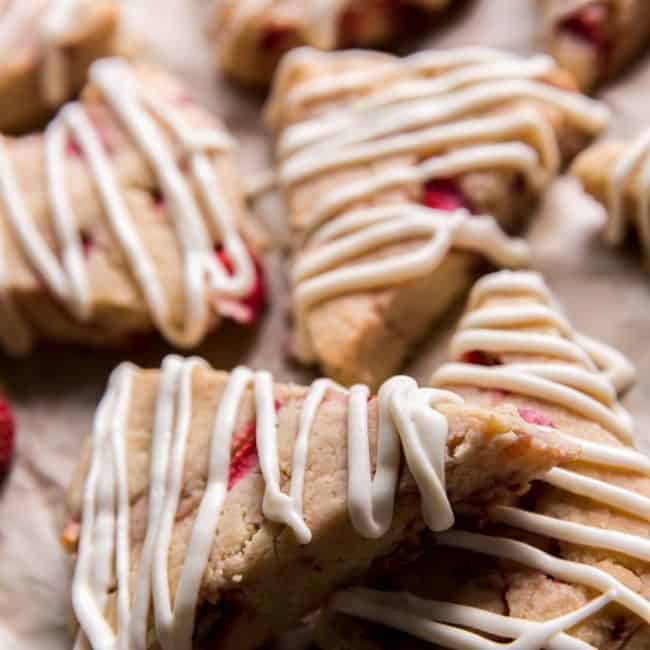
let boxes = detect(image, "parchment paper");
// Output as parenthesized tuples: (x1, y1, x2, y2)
(1, 1, 649, 648)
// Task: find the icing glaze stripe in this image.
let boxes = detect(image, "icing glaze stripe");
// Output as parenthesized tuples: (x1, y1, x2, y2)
(332, 586, 609, 650)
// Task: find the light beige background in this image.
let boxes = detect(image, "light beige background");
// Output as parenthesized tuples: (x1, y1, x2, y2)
(1, 1, 649, 648)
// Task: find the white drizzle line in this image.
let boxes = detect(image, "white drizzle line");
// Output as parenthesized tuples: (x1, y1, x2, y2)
(437, 530, 650, 623)
(245, 168, 277, 200)
(268, 48, 607, 361)
(332, 586, 610, 650)
(604, 126, 650, 260)
(291, 204, 530, 362)
(73, 356, 462, 649)
(336, 269, 648, 648)
(0, 57, 256, 354)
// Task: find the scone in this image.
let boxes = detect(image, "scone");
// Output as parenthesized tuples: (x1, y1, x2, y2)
(572, 128, 650, 267)
(317, 270, 650, 650)
(0, 57, 265, 357)
(211, 0, 454, 86)
(0, 0, 120, 133)
(541, 0, 650, 90)
(265, 46, 609, 389)
(62, 355, 575, 650)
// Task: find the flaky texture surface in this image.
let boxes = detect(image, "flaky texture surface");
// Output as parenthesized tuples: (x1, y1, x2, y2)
(63, 364, 573, 650)
(211, 0, 452, 86)
(266, 47, 600, 389)
(0, 0, 119, 133)
(541, 0, 650, 90)
(0, 61, 263, 354)
(316, 279, 650, 650)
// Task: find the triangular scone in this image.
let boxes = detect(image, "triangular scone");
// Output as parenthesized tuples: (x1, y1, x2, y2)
(0, 58, 265, 356)
(62, 355, 574, 650)
(572, 129, 650, 266)
(317, 270, 650, 650)
(264, 46, 609, 388)
(541, 0, 650, 91)
(0, 0, 119, 133)
(211, 0, 455, 86)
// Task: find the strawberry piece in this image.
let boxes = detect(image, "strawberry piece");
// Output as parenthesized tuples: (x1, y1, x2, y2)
(340, 0, 416, 47)
(462, 350, 502, 366)
(66, 136, 83, 158)
(175, 93, 195, 106)
(260, 25, 298, 54)
(150, 188, 166, 211)
(79, 228, 94, 257)
(0, 396, 16, 482)
(559, 3, 611, 52)
(228, 422, 258, 490)
(215, 247, 267, 325)
(422, 178, 469, 212)
(228, 400, 282, 490)
(518, 407, 554, 428)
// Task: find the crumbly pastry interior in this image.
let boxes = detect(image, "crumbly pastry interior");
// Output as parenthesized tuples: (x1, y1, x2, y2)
(324, 270, 650, 650)
(0, 58, 260, 355)
(66, 355, 571, 650)
(266, 46, 608, 383)
(572, 127, 650, 267)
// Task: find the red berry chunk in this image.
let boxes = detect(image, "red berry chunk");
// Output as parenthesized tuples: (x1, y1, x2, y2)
(260, 25, 298, 54)
(150, 188, 166, 210)
(340, 0, 415, 47)
(216, 247, 267, 325)
(462, 350, 501, 366)
(228, 400, 282, 490)
(559, 3, 610, 51)
(228, 422, 258, 490)
(79, 228, 94, 257)
(423, 178, 469, 212)
(518, 407, 554, 428)
(66, 136, 83, 158)
(0, 396, 16, 482)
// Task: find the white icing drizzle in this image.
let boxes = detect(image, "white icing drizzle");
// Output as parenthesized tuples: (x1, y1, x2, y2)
(332, 586, 615, 650)
(0, 57, 256, 354)
(602, 126, 650, 260)
(0, 0, 84, 106)
(292, 204, 530, 360)
(269, 47, 607, 361)
(73, 355, 462, 649)
(335, 270, 649, 648)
